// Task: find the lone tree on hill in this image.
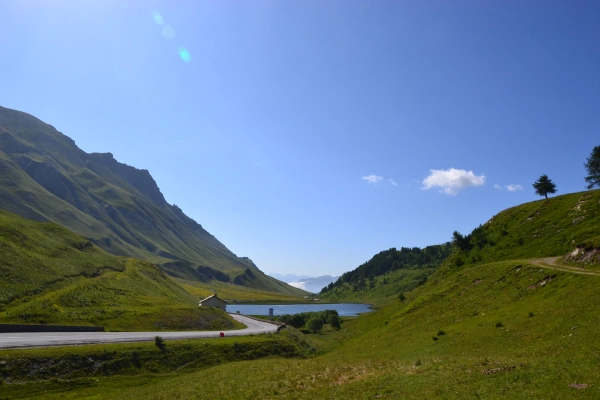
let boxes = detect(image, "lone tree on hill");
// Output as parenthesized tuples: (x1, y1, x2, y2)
(532, 174, 557, 199)
(584, 146, 600, 189)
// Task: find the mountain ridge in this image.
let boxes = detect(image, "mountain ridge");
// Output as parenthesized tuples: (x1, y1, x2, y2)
(0, 105, 303, 295)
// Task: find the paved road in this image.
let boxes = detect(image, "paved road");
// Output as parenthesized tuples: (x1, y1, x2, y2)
(0, 314, 279, 349)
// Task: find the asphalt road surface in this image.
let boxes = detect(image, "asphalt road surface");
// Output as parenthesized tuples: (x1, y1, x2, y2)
(0, 314, 279, 349)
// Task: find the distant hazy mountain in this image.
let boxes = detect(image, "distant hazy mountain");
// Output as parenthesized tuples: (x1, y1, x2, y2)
(268, 273, 311, 283)
(268, 273, 339, 293)
(0, 106, 303, 295)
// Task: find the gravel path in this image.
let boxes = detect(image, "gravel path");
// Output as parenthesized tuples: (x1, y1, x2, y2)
(529, 257, 600, 276)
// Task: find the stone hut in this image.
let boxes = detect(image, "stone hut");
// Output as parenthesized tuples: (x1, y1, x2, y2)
(199, 293, 226, 311)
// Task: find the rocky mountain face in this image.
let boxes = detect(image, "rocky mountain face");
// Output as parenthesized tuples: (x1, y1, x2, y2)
(0, 106, 302, 295)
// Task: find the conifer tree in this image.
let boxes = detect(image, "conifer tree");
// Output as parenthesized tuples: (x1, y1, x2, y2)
(532, 174, 557, 199)
(584, 146, 600, 189)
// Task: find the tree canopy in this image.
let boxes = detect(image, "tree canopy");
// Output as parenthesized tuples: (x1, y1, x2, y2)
(307, 316, 324, 333)
(277, 310, 339, 330)
(452, 231, 472, 251)
(532, 174, 557, 199)
(584, 145, 600, 189)
(320, 244, 452, 294)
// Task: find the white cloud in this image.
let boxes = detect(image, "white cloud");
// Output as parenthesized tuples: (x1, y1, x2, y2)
(495, 183, 524, 191)
(288, 281, 307, 290)
(362, 175, 383, 184)
(421, 168, 486, 195)
(389, 178, 398, 186)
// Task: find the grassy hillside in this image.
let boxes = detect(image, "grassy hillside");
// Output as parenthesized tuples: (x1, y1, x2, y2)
(179, 279, 315, 303)
(319, 267, 435, 304)
(0, 209, 241, 331)
(7, 190, 600, 399)
(0, 332, 311, 399)
(0, 106, 305, 295)
(320, 245, 452, 303)
(9, 257, 600, 399)
(323, 190, 600, 304)
(450, 189, 600, 266)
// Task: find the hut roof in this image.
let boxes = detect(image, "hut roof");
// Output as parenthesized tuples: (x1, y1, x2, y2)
(200, 293, 224, 303)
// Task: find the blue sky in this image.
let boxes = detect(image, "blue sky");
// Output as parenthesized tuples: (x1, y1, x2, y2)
(1, 1, 599, 276)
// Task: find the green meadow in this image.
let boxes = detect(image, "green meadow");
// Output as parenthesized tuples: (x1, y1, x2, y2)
(3, 256, 599, 399)
(0, 209, 246, 331)
(1, 191, 600, 399)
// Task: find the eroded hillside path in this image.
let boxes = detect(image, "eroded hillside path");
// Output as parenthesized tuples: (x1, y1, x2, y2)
(529, 257, 600, 276)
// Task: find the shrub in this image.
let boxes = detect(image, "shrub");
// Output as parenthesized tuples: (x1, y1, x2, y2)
(528, 312, 534, 318)
(155, 336, 166, 351)
(495, 322, 503, 328)
(415, 359, 422, 367)
(320, 310, 339, 324)
(131, 351, 141, 368)
(278, 310, 338, 329)
(327, 314, 341, 329)
(278, 314, 306, 328)
(432, 336, 439, 341)
(437, 330, 446, 336)
(307, 316, 324, 333)
(415, 273, 428, 286)
(398, 293, 406, 302)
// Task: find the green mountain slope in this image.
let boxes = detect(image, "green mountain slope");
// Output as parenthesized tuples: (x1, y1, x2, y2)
(2, 192, 600, 399)
(320, 244, 453, 302)
(0, 105, 303, 295)
(20, 191, 600, 398)
(449, 189, 600, 266)
(323, 190, 600, 303)
(0, 209, 239, 331)
(313, 190, 600, 397)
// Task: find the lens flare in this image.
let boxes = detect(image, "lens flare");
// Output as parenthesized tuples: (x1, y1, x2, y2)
(152, 10, 164, 25)
(162, 25, 175, 39)
(178, 47, 191, 62)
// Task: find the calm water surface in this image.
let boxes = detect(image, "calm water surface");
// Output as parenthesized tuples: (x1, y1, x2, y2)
(226, 303, 372, 317)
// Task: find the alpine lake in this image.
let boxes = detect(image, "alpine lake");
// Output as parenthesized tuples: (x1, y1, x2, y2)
(225, 303, 372, 317)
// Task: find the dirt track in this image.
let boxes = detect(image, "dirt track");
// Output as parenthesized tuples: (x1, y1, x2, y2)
(529, 257, 600, 276)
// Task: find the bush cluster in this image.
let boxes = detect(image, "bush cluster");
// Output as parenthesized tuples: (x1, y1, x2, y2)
(276, 310, 341, 333)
